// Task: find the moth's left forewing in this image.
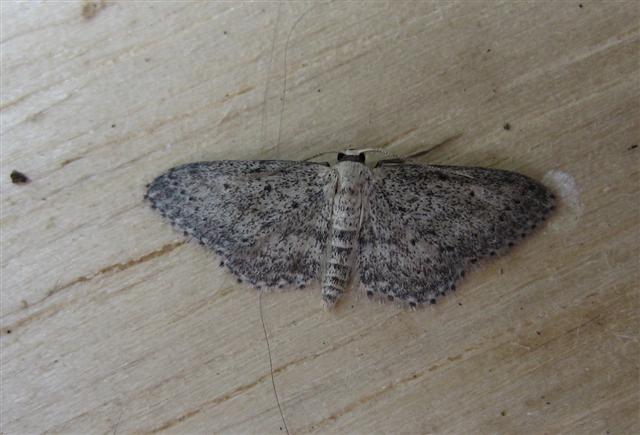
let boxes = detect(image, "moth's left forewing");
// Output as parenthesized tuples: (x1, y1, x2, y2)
(358, 163, 556, 306)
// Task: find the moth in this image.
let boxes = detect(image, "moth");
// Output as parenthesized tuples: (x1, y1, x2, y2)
(145, 150, 555, 309)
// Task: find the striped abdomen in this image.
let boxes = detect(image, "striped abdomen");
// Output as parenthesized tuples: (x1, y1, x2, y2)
(321, 162, 366, 308)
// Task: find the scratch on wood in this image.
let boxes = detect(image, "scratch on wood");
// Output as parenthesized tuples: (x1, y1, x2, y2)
(46, 149, 156, 199)
(112, 404, 124, 435)
(301, 371, 424, 432)
(42, 410, 91, 434)
(260, 3, 281, 147)
(143, 313, 405, 432)
(427, 351, 467, 373)
(404, 133, 463, 159)
(218, 110, 240, 126)
(144, 376, 265, 434)
(222, 85, 256, 103)
(377, 127, 418, 149)
(2, 302, 62, 335)
(62, 241, 184, 293)
(0, 90, 34, 111)
(447, 353, 463, 362)
(60, 156, 82, 168)
(2, 243, 184, 334)
(260, 292, 289, 435)
(25, 109, 46, 123)
(565, 315, 604, 336)
(275, 3, 322, 149)
(146, 364, 295, 434)
(507, 314, 604, 356)
(146, 409, 201, 434)
(166, 287, 236, 326)
(14, 241, 184, 315)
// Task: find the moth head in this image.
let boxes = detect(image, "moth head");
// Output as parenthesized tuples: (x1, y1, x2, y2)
(337, 149, 366, 164)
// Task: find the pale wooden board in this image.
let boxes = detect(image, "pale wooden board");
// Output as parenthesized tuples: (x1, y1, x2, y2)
(1, 1, 639, 434)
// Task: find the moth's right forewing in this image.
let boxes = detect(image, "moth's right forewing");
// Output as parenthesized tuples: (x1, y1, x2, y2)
(146, 160, 338, 289)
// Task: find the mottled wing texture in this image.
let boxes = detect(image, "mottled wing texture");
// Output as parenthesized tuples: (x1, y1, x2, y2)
(358, 163, 556, 306)
(146, 161, 337, 288)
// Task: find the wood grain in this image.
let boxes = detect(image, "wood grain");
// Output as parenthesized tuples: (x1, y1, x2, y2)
(2, 1, 638, 434)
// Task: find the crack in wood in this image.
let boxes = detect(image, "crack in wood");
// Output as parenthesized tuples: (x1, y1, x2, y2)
(2, 242, 184, 333)
(299, 371, 424, 433)
(143, 312, 404, 433)
(404, 133, 463, 159)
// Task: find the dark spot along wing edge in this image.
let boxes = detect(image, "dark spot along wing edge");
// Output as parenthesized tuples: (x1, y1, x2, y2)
(358, 163, 556, 306)
(146, 160, 338, 289)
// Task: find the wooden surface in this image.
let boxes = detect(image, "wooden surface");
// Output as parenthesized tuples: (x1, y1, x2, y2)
(2, 1, 639, 434)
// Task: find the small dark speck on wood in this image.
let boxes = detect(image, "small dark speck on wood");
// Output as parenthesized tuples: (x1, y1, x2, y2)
(628, 144, 638, 151)
(82, 1, 105, 20)
(10, 170, 30, 184)
(503, 123, 511, 131)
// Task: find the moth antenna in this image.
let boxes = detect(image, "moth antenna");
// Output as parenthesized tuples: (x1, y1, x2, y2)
(360, 147, 435, 164)
(358, 148, 403, 159)
(303, 150, 341, 162)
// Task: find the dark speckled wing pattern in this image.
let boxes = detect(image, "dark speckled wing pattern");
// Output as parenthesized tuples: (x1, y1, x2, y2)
(146, 161, 337, 289)
(358, 163, 556, 306)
